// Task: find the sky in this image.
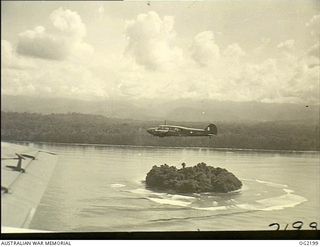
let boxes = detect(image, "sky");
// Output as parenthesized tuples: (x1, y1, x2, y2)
(1, 0, 319, 104)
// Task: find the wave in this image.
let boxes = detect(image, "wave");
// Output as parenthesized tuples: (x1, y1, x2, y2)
(257, 193, 307, 211)
(110, 184, 126, 188)
(191, 205, 229, 211)
(129, 188, 198, 207)
(148, 198, 193, 207)
(255, 179, 288, 188)
(283, 188, 294, 194)
(126, 178, 307, 213)
(130, 188, 158, 195)
(242, 178, 288, 188)
(171, 194, 196, 202)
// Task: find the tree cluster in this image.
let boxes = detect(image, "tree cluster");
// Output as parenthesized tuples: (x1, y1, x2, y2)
(145, 163, 242, 193)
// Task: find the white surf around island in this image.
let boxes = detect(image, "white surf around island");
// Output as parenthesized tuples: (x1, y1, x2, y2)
(112, 178, 307, 213)
(110, 183, 126, 188)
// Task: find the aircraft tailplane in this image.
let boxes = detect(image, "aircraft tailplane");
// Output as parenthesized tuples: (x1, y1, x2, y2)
(205, 124, 217, 135)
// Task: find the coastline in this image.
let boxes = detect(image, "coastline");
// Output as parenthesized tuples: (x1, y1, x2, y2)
(3, 140, 320, 154)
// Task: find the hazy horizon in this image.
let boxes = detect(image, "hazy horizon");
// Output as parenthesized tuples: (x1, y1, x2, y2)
(2, 1, 319, 105)
(2, 94, 319, 123)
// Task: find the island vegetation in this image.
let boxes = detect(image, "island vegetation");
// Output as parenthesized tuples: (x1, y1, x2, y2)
(145, 163, 242, 193)
(1, 111, 319, 151)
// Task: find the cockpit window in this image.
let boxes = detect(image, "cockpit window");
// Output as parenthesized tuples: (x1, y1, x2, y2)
(158, 126, 169, 130)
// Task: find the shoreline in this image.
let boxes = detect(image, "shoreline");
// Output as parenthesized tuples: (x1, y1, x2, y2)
(3, 140, 319, 154)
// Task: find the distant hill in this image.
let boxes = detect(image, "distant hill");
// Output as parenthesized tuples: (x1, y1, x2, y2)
(1, 95, 154, 120)
(162, 99, 319, 123)
(1, 95, 319, 123)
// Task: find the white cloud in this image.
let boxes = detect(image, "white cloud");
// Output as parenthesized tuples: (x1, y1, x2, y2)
(252, 37, 271, 58)
(191, 31, 220, 67)
(107, 33, 319, 104)
(2, 39, 105, 100)
(17, 26, 72, 60)
(305, 14, 320, 27)
(307, 42, 320, 58)
(98, 5, 105, 18)
(223, 43, 245, 58)
(2, 40, 13, 66)
(1, 59, 108, 99)
(50, 7, 86, 38)
(125, 11, 183, 71)
(3, 9, 319, 105)
(17, 8, 92, 60)
(306, 14, 320, 37)
(98, 6, 104, 13)
(282, 62, 319, 103)
(222, 43, 245, 69)
(1, 39, 36, 69)
(277, 39, 295, 50)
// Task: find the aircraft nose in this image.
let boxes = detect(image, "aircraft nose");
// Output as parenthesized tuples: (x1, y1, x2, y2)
(147, 128, 155, 134)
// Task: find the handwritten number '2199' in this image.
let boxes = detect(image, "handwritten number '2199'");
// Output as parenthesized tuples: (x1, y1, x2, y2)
(269, 221, 318, 230)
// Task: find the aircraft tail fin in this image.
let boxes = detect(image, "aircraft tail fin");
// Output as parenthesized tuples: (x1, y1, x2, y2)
(205, 124, 217, 135)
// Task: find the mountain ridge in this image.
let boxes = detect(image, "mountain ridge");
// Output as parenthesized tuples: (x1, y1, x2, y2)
(2, 95, 319, 123)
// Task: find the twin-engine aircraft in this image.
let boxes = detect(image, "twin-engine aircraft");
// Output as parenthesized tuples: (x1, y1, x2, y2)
(147, 123, 217, 137)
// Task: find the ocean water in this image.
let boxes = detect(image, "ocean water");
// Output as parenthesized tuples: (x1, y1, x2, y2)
(24, 143, 319, 231)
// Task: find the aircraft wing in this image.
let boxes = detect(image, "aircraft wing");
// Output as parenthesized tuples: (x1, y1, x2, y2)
(1, 142, 58, 232)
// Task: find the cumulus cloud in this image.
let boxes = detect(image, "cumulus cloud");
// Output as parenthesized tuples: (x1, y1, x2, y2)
(1, 59, 108, 99)
(306, 42, 320, 59)
(3, 9, 319, 105)
(191, 31, 220, 66)
(125, 11, 183, 70)
(223, 43, 245, 58)
(2, 40, 13, 66)
(302, 15, 320, 68)
(305, 14, 320, 27)
(2, 38, 103, 100)
(306, 14, 320, 36)
(112, 29, 318, 104)
(277, 39, 295, 50)
(17, 26, 72, 60)
(2, 39, 36, 69)
(222, 43, 245, 67)
(252, 37, 272, 58)
(50, 8, 86, 38)
(98, 5, 104, 19)
(283, 62, 319, 103)
(17, 8, 92, 60)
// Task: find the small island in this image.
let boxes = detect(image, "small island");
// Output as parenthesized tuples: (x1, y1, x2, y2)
(146, 162, 242, 193)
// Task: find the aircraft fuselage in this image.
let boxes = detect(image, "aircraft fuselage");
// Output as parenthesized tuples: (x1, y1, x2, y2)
(147, 124, 217, 137)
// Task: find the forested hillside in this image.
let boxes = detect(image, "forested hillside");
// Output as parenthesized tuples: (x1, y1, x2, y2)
(1, 112, 319, 151)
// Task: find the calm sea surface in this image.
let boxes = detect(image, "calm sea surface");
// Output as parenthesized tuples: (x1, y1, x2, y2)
(24, 143, 319, 231)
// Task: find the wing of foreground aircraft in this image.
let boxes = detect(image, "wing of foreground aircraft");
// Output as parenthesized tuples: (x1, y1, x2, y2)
(1, 142, 58, 233)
